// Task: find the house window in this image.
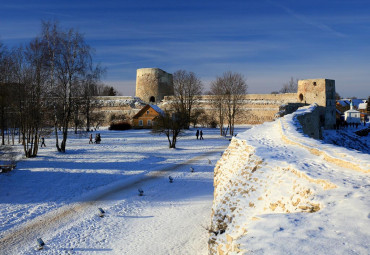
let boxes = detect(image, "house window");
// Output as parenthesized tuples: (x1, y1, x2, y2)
(147, 120, 152, 126)
(139, 120, 143, 126)
(147, 110, 149, 115)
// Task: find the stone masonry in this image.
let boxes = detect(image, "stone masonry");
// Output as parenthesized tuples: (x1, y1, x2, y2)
(97, 74, 336, 132)
(135, 68, 174, 104)
(297, 79, 336, 129)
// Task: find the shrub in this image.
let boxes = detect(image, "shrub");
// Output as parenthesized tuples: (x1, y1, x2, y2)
(109, 122, 132, 130)
(209, 120, 218, 128)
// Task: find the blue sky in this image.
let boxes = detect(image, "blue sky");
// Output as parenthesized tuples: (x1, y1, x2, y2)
(1, 0, 369, 98)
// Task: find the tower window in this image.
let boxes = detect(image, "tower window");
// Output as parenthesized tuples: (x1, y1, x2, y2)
(313, 82, 317, 86)
(149, 96, 155, 102)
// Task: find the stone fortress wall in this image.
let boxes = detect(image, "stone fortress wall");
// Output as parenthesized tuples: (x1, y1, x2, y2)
(97, 68, 336, 131)
(161, 93, 298, 124)
(95, 93, 299, 126)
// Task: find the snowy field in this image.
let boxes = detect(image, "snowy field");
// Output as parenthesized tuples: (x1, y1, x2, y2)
(1, 116, 369, 255)
(0, 127, 249, 255)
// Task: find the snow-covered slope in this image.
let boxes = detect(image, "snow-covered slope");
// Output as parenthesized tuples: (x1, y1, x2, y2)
(210, 105, 369, 254)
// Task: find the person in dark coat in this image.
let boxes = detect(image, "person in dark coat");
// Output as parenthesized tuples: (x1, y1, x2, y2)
(89, 133, 93, 144)
(196, 130, 199, 140)
(95, 134, 101, 144)
(200, 130, 204, 140)
(40, 137, 46, 147)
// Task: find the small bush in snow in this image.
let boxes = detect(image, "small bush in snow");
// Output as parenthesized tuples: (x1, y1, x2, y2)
(138, 188, 144, 196)
(109, 122, 132, 130)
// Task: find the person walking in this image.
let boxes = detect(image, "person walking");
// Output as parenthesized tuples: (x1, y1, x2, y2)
(95, 133, 101, 144)
(196, 129, 199, 140)
(89, 133, 93, 144)
(200, 130, 204, 140)
(40, 137, 46, 147)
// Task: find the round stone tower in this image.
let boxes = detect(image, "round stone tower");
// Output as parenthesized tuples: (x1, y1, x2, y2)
(135, 68, 174, 103)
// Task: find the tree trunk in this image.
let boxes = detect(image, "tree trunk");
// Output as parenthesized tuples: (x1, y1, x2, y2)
(53, 105, 61, 152)
(86, 102, 90, 132)
(1, 108, 5, 145)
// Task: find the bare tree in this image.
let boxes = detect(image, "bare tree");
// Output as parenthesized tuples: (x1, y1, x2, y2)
(172, 70, 203, 128)
(280, 77, 298, 93)
(19, 37, 49, 157)
(210, 79, 226, 136)
(190, 108, 205, 128)
(0, 83, 10, 146)
(211, 71, 247, 136)
(81, 65, 105, 132)
(43, 23, 92, 152)
(42, 21, 61, 150)
(152, 110, 186, 149)
(0, 44, 20, 146)
(0, 42, 9, 145)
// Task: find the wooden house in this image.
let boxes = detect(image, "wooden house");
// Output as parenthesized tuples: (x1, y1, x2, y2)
(132, 104, 164, 128)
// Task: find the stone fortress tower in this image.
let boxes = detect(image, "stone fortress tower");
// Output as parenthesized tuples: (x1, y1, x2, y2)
(135, 68, 174, 104)
(297, 79, 336, 129)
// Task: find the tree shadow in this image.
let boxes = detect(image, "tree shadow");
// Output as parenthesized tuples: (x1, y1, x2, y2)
(59, 247, 113, 252)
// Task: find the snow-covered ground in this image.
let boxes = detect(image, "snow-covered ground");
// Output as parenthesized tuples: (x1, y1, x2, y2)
(1, 110, 369, 255)
(0, 127, 249, 255)
(210, 106, 369, 254)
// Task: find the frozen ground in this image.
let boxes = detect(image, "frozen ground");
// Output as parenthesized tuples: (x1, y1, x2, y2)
(0, 127, 249, 255)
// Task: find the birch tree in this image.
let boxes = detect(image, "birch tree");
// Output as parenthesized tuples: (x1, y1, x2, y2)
(43, 23, 92, 152)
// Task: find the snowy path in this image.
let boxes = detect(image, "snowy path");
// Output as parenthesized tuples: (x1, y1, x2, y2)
(228, 121, 370, 254)
(1, 128, 248, 255)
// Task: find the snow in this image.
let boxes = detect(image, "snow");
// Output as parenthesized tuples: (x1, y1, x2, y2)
(149, 104, 165, 116)
(358, 103, 367, 110)
(209, 105, 369, 254)
(0, 127, 249, 254)
(338, 99, 366, 109)
(1, 103, 369, 255)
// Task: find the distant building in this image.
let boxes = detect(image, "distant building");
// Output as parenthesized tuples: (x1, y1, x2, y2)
(358, 99, 369, 122)
(336, 100, 351, 115)
(344, 101, 361, 123)
(132, 104, 164, 128)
